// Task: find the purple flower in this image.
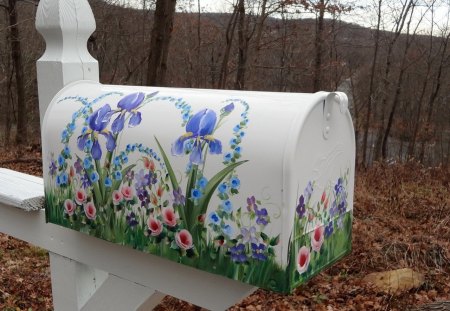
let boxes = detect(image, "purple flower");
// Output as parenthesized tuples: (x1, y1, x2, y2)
(74, 158, 83, 174)
(173, 187, 185, 206)
(112, 92, 147, 134)
(221, 103, 234, 115)
(246, 196, 257, 212)
(77, 104, 116, 160)
(255, 207, 269, 226)
(296, 195, 306, 218)
(335, 177, 344, 196)
(324, 221, 334, 238)
(329, 201, 338, 218)
(241, 226, 258, 244)
(126, 212, 138, 227)
(49, 160, 57, 177)
(80, 173, 91, 188)
(171, 109, 222, 164)
(304, 181, 313, 201)
(251, 243, 267, 261)
(229, 243, 247, 263)
(134, 169, 150, 189)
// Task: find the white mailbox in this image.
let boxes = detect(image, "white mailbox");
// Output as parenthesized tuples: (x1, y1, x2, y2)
(42, 81, 355, 293)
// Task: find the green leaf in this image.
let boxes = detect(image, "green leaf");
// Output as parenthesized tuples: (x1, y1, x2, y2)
(270, 235, 280, 246)
(154, 137, 179, 191)
(197, 160, 248, 217)
(260, 232, 269, 242)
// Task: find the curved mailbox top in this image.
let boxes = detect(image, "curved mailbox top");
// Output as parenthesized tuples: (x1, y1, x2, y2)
(42, 81, 355, 293)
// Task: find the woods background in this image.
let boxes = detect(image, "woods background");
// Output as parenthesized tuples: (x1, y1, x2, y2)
(0, 0, 449, 167)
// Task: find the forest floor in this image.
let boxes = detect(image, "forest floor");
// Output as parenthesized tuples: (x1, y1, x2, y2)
(0, 146, 449, 311)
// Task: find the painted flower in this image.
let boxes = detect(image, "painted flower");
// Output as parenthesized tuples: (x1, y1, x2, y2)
(246, 196, 257, 212)
(297, 246, 311, 274)
(222, 224, 233, 237)
(221, 103, 234, 115)
(77, 104, 116, 160)
(230, 177, 240, 190)
(121, 185, 135, 201)
(241, 226, 258, 244)
(197, 177, 208, 189)
(324, 221, 334, 238)
(335, 177, 344, 196)
(221, 200, 233, 214)
(147, 217, 163, 236)
(321, 191, 326, 203)
(255, 207, 269, 226)
(89, 171, 99, 183)
(64, 199, 76, 216)
(251, 243, 267, 261)
(75, 188, 87, 205)
(126, 212, 138, 227)
(171, 109, 222, 164)
(175, 229, 194, 250)
(208, 211, 220, 225)
(296, 195, 306, 218)
(311, 225, 325, 252)
(143, 157, 155, 171)
(218, 183, 228, 194)
(112, 92, 146, 134)
(304, 181, 313, 201)
(48, 159, 57, 176)
(172, 187, 185, 206)
(84, 202, 96, 220)
(112, 190, 123, 205)
(191, 188, 202, 200)
(162, 207, 177, 227)
(230, 243, 247, 263)
(104, 177, 112, 188)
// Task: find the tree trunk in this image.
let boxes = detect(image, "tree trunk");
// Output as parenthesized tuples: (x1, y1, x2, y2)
(146, 0, 177, 86)
(218, 3, 238, 89)
(312, 0, 325, 92)
(362, 0, 382, 167)
(234, 0, 248, 90)
(7, 0, 27, 145)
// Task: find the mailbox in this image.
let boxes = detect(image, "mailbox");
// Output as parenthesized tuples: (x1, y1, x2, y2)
(42, 81, 355, 293)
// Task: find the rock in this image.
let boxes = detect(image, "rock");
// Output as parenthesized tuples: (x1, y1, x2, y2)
(362, 268, 425, 293)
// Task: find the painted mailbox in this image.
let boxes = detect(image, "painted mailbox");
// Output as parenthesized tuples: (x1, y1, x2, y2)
(42, 81, 355, 293)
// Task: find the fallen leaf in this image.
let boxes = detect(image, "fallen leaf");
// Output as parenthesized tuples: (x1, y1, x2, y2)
(363, 268, 425, 293)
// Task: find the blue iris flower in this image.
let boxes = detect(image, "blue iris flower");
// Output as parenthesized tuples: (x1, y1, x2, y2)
(171, 109, 222, 165)
(77, 104, 116, 160)
(111, 92, 147, 134)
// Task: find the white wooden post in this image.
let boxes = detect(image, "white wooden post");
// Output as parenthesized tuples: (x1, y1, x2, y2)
(31, 0, 258, 310)
(36, 1, 165, 310)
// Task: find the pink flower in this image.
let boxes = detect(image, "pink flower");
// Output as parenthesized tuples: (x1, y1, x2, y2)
(84, 202, 96, 220)
(162, 207, 177, 227)
(64, 199, 76, 216)
(112, 190, 123, 205)
(297, 246, 311, 274)
(175, 229, 193, 250)
(311, 225, 325, 252)
(147, 217, 163, 236)
(75, 188, 87, 205)
(121, 185, 134, 201)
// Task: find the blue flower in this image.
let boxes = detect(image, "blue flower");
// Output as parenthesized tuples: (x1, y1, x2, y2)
(113, 157, 121, 166)
(171, 109, 222, 164)
(77, 104, 116, 160)
(218, 183, 228, 194)
(83, 157, 92, 170)
(223, 152, 232, 162)
(49, 160, 57, 177)
(84, 139, 93, 151)
(90, 171, 99, 183)
(113, 171, 122, 181)
(191, 188, 202, 199)
(230, 243, 247, 263)
(324, 221, 334, 238)
(230, 177, 240, 190)
(112, 92, 146, 134)
(63, 146, 71, 156)
(57, 154, 65, 167)
(304, 181, 313, 201)
(81, 173, 91, 188)
(104, 177, 112, 188)
(233, 125, 241, 133)
(335, 177, 344, 196)
(222, 224, 233, 236)
(221, 103, 234, 115)
(197, 177, 208, 189)
(221, 200, 233, 214)
(234, 146, 242, 155)
(255, 207, 269, 226)
(251, 243, 267, 261)
(208, 211, 220, 225)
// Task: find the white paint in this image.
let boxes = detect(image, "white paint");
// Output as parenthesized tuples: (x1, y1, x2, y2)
(0, 168, 44, 211)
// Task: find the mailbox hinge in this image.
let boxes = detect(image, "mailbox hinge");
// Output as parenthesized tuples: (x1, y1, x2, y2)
(323, 92, 348, 140)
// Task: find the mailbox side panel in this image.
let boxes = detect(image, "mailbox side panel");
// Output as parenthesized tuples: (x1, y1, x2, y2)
(42, 81, 319, 293)
(283, 93, 355, 292)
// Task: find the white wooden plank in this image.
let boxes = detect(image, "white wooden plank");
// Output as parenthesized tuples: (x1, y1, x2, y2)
(0, 168, 44, 211)
(0, 204, 257, 310)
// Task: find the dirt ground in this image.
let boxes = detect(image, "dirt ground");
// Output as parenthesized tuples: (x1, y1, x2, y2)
(0, 147, 449, 310)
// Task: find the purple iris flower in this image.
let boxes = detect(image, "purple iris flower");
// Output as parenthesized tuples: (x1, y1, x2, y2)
(324, 221, 334, 238)
(171, 109, 222, 164)
(172, 187, 185, 207)
(246, 196, 257, 212)
(77, 104, 116, 160)
(296, 195, 306, 218)
(111, 92, 146, 134)
(255, 207, 269, 226)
